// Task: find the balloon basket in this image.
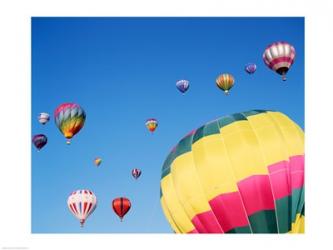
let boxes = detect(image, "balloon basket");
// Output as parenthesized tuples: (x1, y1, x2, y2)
(66, 140, 71, 145)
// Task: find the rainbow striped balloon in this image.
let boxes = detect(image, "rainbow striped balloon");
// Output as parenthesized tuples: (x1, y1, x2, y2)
(160, 110, 304, 233)
(145, 118, 158, 133)
(54, 103, 86, 144)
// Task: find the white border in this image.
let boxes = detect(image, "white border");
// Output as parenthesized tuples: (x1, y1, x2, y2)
(1, 0, 333, 249)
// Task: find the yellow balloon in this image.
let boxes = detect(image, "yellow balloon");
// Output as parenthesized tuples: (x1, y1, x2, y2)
(160, 110, 304, 233)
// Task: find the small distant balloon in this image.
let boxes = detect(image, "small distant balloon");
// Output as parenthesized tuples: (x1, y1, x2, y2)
(245, 63, 257, 74)
(32, 134, 47, 151)
(112, 197, 131, 222)
(54, 103, 86, 144)
(145, 118, 158, 133)
(176, 80, 190, 94)
(216, 73, 235, 95)
(67, 190, 97, 227)
(38, 112, 50, 125)
(94, 157, 102, 167)
(132, 168, 142, 180)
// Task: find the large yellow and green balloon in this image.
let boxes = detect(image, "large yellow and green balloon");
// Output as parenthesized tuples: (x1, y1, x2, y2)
(54, 103, 86, 144)
(160, 110, 304, 233)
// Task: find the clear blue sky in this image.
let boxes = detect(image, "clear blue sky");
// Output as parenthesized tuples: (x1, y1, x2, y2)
(31, 17, 304, 233)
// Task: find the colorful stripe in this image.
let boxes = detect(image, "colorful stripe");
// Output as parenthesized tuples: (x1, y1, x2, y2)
(237, 175, 276, 216)
(208, 192, 250, 232)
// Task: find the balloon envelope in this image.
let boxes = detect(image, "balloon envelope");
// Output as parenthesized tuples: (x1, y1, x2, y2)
(245, 63, 257, 74)
(32, 134, 47, 150)
(145, 118, 158, 133)
(94, 157, 102, 167)
(54, 103, 86, 144)
(176, 80, 190, 94)
(160, 110, 304, 233)
(112, 197, 131, 221)
(38, 112, 50, 125)
(132, 168, 142, 179)
(263, 41, 296, 81)
(216, 74, 235, 94)
(67, 189, 97, 227)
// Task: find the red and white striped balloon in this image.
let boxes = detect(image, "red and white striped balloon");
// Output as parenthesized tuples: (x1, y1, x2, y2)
(67, 189, 97, 227)
(263, 41, 296, 81)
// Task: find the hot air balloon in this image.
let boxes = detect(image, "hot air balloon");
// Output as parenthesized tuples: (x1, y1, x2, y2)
(176, 80, 190, 94)
(216, 74, 235, 95)
(245, 63, 257, 74)
(54, 103, 86, 144)
(132, 168, 141, 180)
(160, 110, 304, 234)
(263, 41, 296, 81)
(145, 118, 158, 133)
(112, 197, 131, 222)
(67, 189, 97, 227)
(94, 157, 102, 167)
(38, 112, 50, 125)
(32, 134, 47, 151)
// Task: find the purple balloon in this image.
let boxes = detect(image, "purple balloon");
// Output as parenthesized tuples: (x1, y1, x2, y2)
(32, 134, 48, 151)
(245, 63, 257, 74)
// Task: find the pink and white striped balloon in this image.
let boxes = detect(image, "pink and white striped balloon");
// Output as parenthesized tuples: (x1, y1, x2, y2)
(263, 41, 296, 81)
